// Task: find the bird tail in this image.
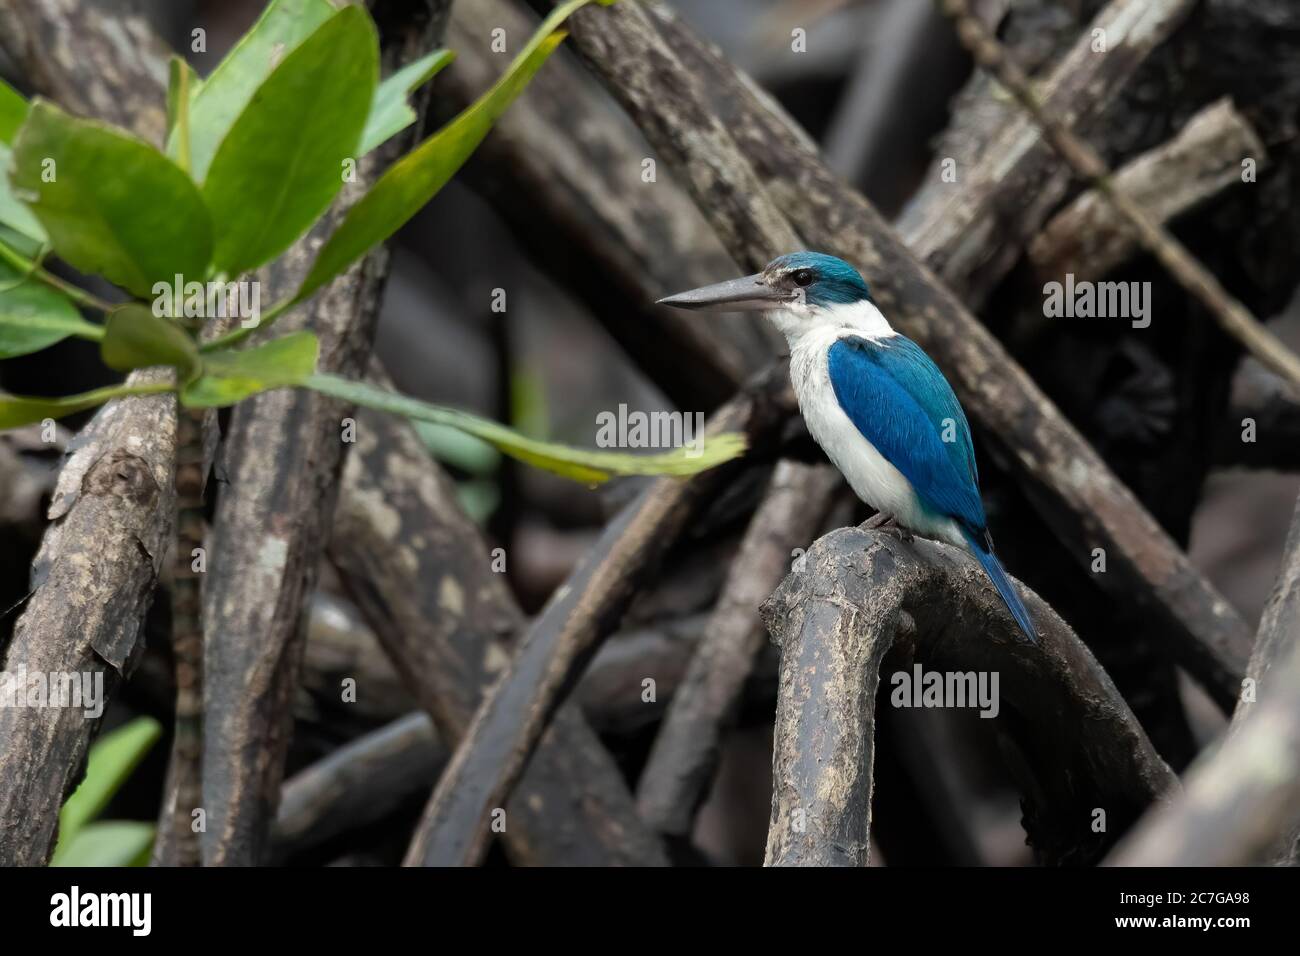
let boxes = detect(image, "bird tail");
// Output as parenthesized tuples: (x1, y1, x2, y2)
(960, 529, 1037, 644)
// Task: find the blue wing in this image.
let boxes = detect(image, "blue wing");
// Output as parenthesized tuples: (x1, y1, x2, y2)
(827, 335, 986, 534)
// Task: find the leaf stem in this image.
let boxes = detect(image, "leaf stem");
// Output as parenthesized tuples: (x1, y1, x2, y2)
(198, 297, 293, 352)
(0, 240, 115, 313)
(78, 380, 177, 403)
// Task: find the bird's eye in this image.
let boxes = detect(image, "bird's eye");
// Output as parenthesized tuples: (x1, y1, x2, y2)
(792, 269, 815, 287)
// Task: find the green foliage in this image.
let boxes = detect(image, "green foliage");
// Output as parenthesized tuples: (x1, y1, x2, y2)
(0, 0, 740, 488)
(101, 305, 200, 384)
(203, 5, 378, 275)
(0, 77, 27, 144)
(51, 716, 161, 867)
(292, 17, 576, 306)
(166, 56, 199, 171)
(305, 373, 747, 483)
(51, 822, 154, 868)
(173, 0, 336, 179)
(0, 381, 169, 429)
(0, 143, 45, 250)
(12, 102, 212, 297)
(0, 260, 99, 357)
(415, 420, 501, 475)
(361, 48, 456, 156)
(182, 331, 319, 407)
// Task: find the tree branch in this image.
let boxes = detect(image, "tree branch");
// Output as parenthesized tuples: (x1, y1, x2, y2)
(1107, 495, 1300, 864)
(635, 460, 839, 837)
(442, 0, 779, 409)
(903, 0, 1196, 302)
(939, 0, 1300, 391)
(1028, 97, 1266, 284)
(402, 366, 797, 866)
(197, 1, 449, 866)
(272, 712, 444, 864)
(330, 392, 668, 866)
(761, 527, 1177, 867)
(0, 0, 202, 865)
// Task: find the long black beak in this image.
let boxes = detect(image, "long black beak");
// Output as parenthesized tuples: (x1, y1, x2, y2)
(656, 273, 789, 312)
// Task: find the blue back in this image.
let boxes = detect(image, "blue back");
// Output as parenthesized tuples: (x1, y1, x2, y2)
(827, 335, 985, 535)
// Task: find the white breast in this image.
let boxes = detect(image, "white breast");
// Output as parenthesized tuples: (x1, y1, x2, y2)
(787, 325, 965, 547)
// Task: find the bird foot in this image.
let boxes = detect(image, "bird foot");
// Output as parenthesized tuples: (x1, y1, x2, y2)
(864, 513, 913, 542)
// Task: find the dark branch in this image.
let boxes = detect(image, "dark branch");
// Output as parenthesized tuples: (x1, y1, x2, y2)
(761, 527, 1177, 867)
(331, 390, 668, 866)
(197, 1, 448, 866)
(635, 461, 839, 837)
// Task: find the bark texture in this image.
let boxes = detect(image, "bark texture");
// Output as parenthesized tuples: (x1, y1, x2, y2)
(1028, 98, 1266, 283)
(403, 367, 797, 866)
(635, 460, 839, 837)
(198, 1, 448, 866)
(0, 0, 187, 864)
(761, 527, 1177, 867)
(331, 397, 668, 866)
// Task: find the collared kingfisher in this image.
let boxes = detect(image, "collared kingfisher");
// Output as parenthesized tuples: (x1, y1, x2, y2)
(658, 251, 1037, 643)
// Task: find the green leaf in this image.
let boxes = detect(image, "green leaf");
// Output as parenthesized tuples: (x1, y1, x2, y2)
(101, 304, 200, 384)
(0, 143, 47, 250)
(359, 48, 455, 155)
(167, 56, 199, 173)
(303, 373, 747, 483)
(54, 716, 161, 853)
(181, 330, 319, 407)
(51, 822, 155, 868)
(203, 6, 378, 277)
(0, 224, 40, 260)
(175, 0, 338, 180)
(0, 77, 27, 145)
(11, 101, 213, 298)
(0, 260, 101, 358)
(0, 382, 163, 429)
(414, 420, 501, 475)
(294, 0, 597, 305)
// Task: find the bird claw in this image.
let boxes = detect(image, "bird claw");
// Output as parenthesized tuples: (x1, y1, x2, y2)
(864, 513, 913, 542)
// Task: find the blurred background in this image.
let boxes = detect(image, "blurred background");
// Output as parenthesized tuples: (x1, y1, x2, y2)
(2, 0, 1298, 865)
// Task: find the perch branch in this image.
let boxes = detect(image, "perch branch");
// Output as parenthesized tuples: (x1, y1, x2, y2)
(761, 527, 1177, 867)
